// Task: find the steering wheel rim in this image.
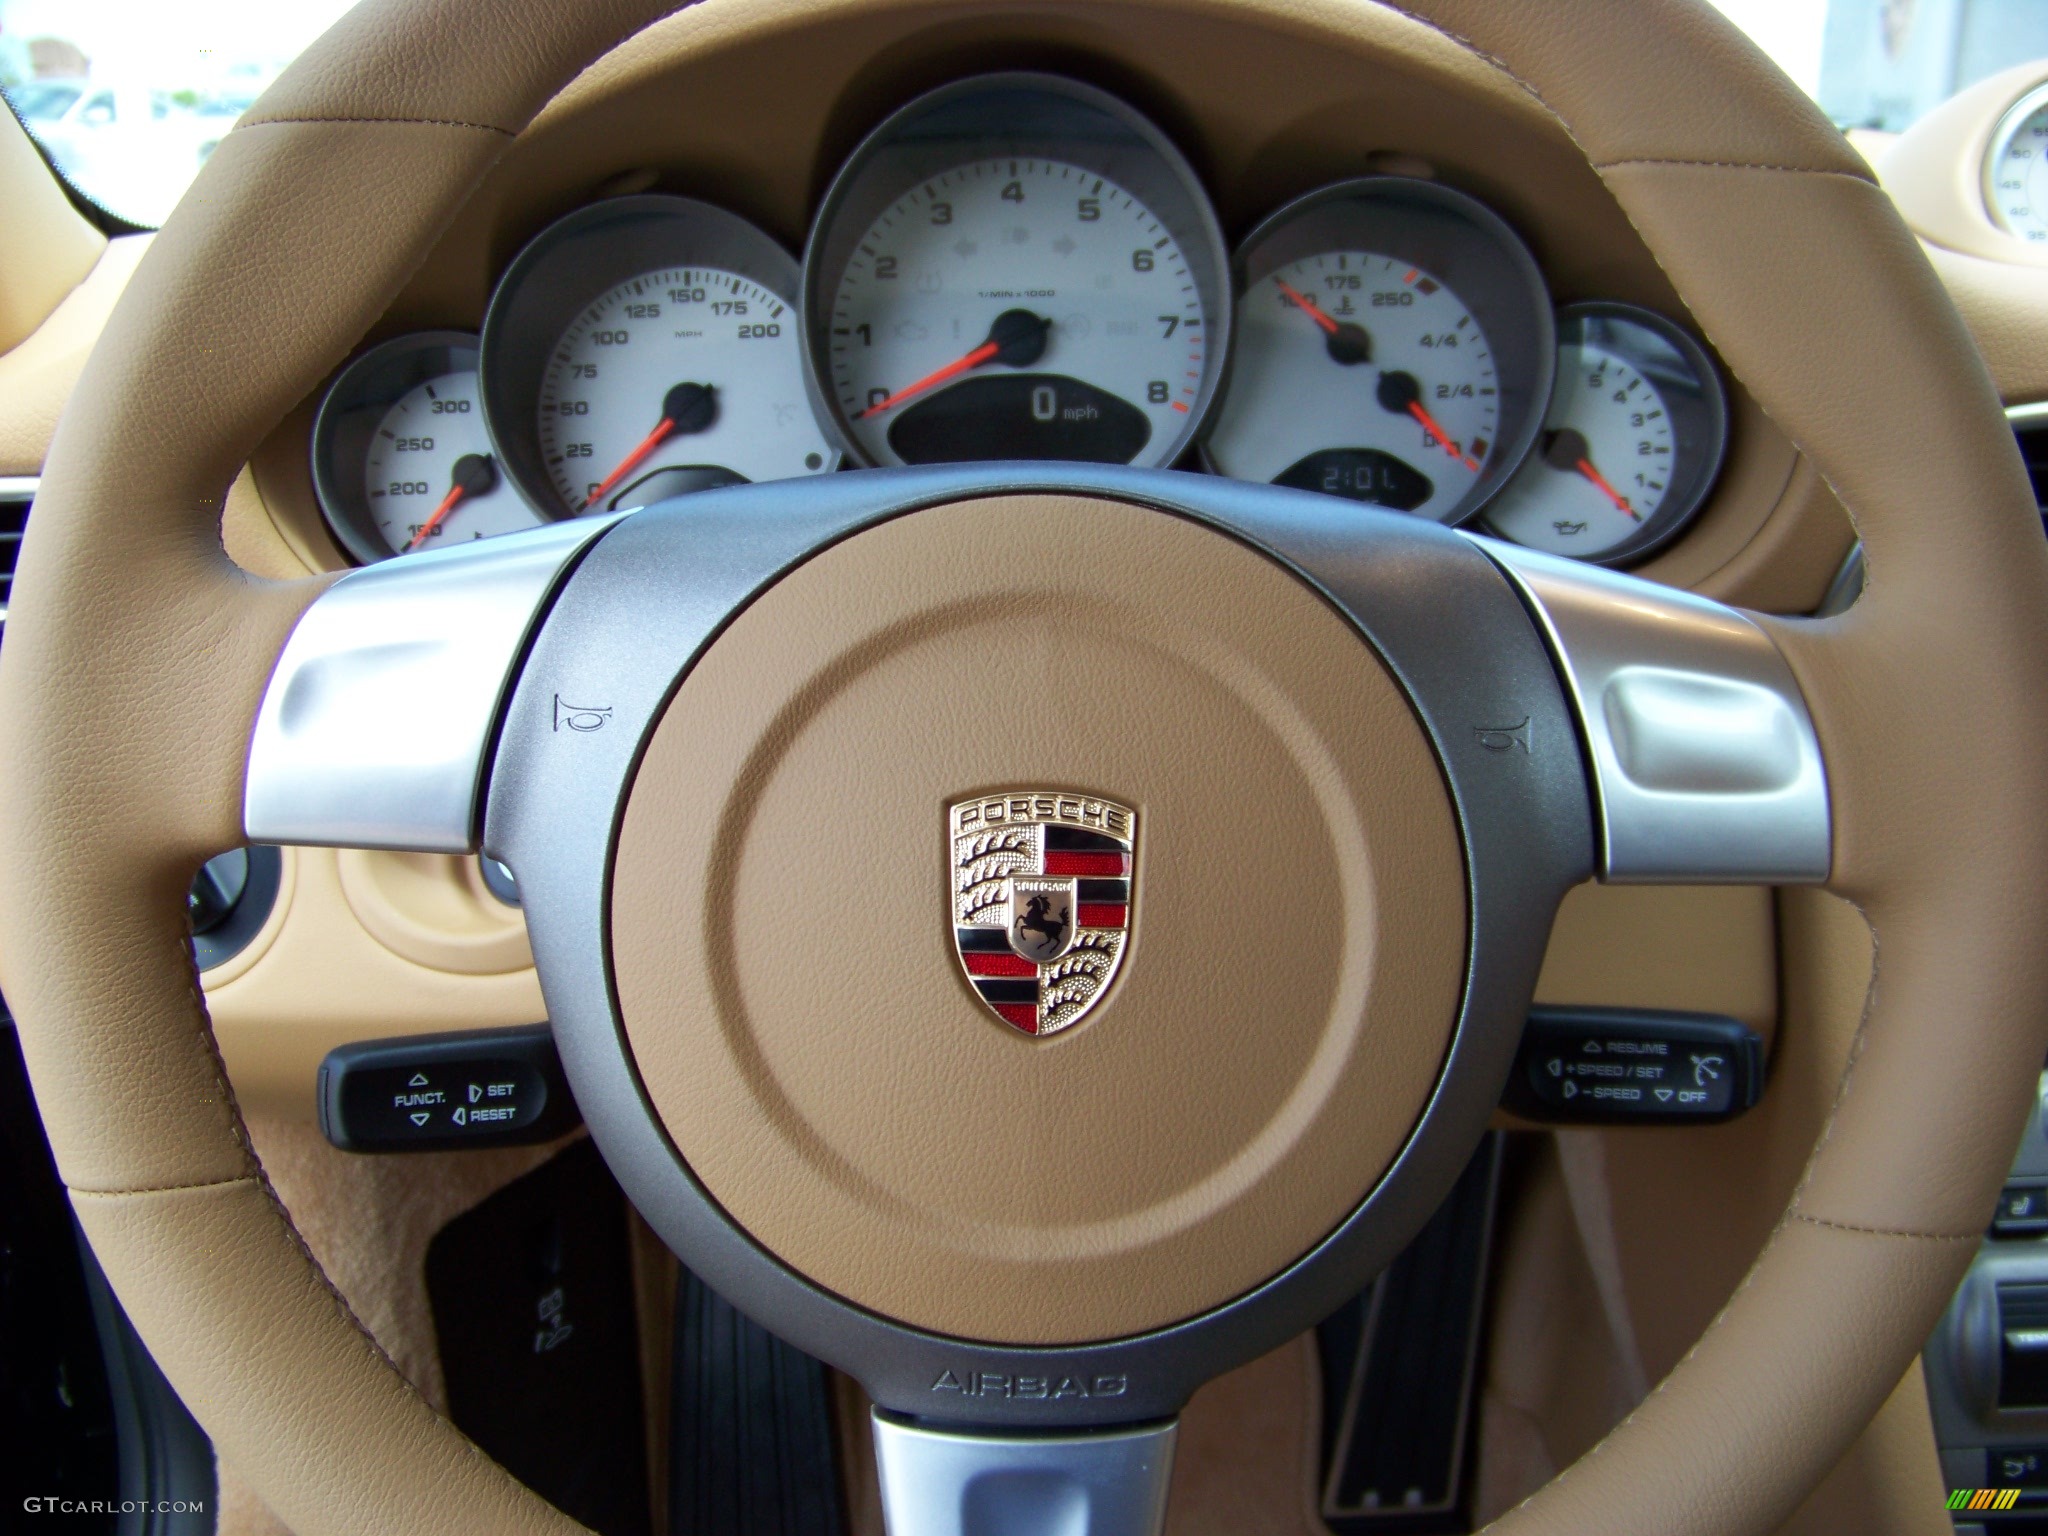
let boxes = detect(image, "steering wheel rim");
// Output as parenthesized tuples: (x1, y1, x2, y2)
(4, 2, 2046, 1532)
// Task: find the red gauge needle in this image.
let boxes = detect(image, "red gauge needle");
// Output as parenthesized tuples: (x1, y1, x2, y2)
(857, 308, 1051, 419)
(581, 383, 718, 511)
(1275, 278, 1339, 335)
(1375, 370, 1479, 472)
(1542, 429, 1639, 520)
(1574, 457, 1638, 518)
(1405, 401, 1481, 471)
(583, 417, 674, 510)
(405, 453, 497, 551)
(1276, 277, 1374, 366)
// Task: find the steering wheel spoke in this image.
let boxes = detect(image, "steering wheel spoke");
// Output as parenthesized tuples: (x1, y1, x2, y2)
(243, 514, 624, 851)
(1472, 536, 1831, 885)
(872, 1414, 1178, 1536)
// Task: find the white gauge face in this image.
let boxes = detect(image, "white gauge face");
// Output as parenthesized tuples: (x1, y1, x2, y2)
(1483, 342, 1677, 559)
(1206, 254, 1500, 524)
(538, 266, 834, 512)
(362, 370, 541, 555)
(823, 159, 1212, 467)
(1989, 97, 2048, 243)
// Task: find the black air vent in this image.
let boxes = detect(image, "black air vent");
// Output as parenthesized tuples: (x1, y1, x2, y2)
(0, 480, 30, 621)
(2013, 411, 2048, 530)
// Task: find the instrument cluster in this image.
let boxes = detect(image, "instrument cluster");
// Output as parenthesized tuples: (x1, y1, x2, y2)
(311, 71, 1728, 569)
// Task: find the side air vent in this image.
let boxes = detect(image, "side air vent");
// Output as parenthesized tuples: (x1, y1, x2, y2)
(1820, 405, 2048, 616)
(2012, 403, 2048, 528)
(0, 476, 33, 627)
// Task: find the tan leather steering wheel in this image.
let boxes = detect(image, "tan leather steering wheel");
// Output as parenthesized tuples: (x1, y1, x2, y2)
(4, 1, 2048, 1532)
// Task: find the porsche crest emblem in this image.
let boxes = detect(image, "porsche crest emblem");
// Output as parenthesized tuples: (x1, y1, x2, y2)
(950, 792, 1135, 1037)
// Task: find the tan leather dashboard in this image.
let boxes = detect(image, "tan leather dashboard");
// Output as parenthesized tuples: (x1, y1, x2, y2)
(0, 0, 2038, 1119)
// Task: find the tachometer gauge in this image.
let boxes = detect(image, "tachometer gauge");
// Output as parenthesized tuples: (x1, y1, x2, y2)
(1482, 302, 1727, 566)
(802, 74, 1231, 468)
(481, 195, 836, 515)
(1203, 177, 1552, 525)
(312, 331, 544, 563)
(1987, 80, 2048, 244)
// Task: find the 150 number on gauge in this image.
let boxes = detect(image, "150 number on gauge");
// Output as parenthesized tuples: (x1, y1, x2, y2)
(538, 267, 829, 511)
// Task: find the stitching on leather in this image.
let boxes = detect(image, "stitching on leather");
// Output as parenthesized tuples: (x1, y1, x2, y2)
(1501, 1181, 1935, 1513)
(1504, 904, 1907, 1521)
(182, 918, 263, 1176)
(174, 892, 415, 1384)
(1790, 1211, 1978, 1241)
(1366, 0, 1878, 186)
(70, 1174, 258, 1199)
(1787, 895, 1883, 1211)
(236, 115, 515, 137)
(1596, 157, 1875, 182)
(1491, 1181, 1778, 1519)
(230, 5, 700, 145)
(1365, 2, 1583, 145)
(1507, 1193, 1969, 1518)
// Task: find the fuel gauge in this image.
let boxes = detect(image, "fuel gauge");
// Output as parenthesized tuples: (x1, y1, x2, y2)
(1203, 177, 1553, 525)
(1482, 302, 1727, 566)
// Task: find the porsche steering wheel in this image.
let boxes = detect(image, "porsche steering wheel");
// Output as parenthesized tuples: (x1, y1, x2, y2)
(4, 2, 2047, 1533)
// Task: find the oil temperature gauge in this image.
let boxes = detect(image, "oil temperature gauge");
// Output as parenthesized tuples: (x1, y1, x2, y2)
(312, 331, 543, 563)
(1482, 302, 1727, 566)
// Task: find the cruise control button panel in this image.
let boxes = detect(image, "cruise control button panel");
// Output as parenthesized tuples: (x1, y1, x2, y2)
(1503, 1006, 1763, 1124)
(318, 1025, 580, 1152)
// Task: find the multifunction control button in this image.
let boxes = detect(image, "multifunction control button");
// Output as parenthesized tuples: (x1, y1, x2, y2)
(1502, 1007, 1762, 1124)
(318, 1025, 580, 1152)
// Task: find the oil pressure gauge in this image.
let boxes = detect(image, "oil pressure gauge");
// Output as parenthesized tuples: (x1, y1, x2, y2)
(1481, 302, 1727, 566)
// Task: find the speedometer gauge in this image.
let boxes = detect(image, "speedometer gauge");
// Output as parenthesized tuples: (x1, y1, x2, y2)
(1986, 81, 2048, 244)
(803, 74, 1230, 468)
(1203, 178, 1552, 525)
(482, 195, 836, 515)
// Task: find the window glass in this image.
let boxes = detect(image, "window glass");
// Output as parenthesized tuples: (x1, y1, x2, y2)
(0, 0, 352, 227)
(1708, 0, 2048, 132)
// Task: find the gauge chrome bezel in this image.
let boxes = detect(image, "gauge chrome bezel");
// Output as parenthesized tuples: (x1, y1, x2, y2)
(1984, 78, 2048, 243)
(480, 194, 836, 516)
(799, 72, 1233, 470)
(1481, 300, 1728, 569)
(310, 329, 543, 566)
(1201, 175, 1555, 527)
